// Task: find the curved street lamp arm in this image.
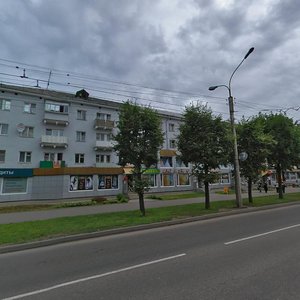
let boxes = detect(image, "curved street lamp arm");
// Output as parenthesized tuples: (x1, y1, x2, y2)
(228, 59, 245, 96)
(228, 47, 254, 95)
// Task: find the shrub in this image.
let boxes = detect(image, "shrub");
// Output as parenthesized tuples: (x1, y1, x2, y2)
(116, 193, 129, 203)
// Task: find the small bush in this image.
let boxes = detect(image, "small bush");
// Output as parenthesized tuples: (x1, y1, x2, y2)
(116, 194, 129, 203)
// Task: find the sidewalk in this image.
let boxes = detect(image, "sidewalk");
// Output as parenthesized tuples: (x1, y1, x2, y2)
(1, 188, 299, 225)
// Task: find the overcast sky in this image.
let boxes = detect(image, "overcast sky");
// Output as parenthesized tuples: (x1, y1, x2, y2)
(1, 0, 300, 121)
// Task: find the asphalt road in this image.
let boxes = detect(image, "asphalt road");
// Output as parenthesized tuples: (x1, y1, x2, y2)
(1, 204, 300, 300)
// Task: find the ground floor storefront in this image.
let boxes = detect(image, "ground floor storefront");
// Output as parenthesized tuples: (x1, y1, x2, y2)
(0, 167, 235, 202)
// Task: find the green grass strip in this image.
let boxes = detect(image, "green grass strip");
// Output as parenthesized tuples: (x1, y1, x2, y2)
(147, 192, 205, 200)
(0, 193, 299, 246)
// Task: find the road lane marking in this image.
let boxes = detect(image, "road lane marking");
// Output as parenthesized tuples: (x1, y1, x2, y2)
(3, 253, 186, 300)
(225, 223, 300, 245)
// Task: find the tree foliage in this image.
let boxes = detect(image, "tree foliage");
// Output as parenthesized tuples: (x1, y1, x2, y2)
(262, 113, 300, 198)
(114, 101, 164, 215)
(177, 104, 231, 209)
(237, 115, 274, 202)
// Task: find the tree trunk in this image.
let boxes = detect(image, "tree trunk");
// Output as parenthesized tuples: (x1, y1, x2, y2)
(276, 164, 283, 199)
(138, 192, 145, 216)
(136, 172, 146, 216)
(247, 177, 253, 204)
(204, 165, 210, 209)
(204, 181, 210, 209)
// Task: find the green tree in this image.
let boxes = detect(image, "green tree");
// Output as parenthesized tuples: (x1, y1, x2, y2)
(177, 104, 231, 209)
(263, 113, 300, 199)
(114, 101, 164, 216)
(237, 115, 273, 203)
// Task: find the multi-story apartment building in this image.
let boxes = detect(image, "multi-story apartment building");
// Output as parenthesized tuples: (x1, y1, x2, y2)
(0, 84, 202, 202)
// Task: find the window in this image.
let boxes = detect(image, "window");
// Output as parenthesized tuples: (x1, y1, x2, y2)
(96, 113, 111, 120)
(142, 174, 157, 187)
(46, 129, 64, 136)
(160, 156, 173, 167)
(70, 175, 93, 191)
(96, 133, 105, 141)
(75, 153, 84, 164)
(176, 158, 188, 168)
(0, 123, 8, 135)
(2, 178, 27, 194)
(19, 126, 34, 138)
(24, 103, 36, 114)
(44, 152, 63, 162)
(177, 174, 190, 186)
(45, 102, 69, 113)
(0, 150, 5, 163)
(96, 132, 111, 141)
(169, 139, 176, 148)
(168, 123, 175, 132)
(0, 99, 11, 111)
(96, 154, 111, 163)
(76, 131, 86, 142)
(77, 110, 86, 120)
(19, 151, 31, 163)
(161, 173, 174, 186)
(98, 175, 118, 189)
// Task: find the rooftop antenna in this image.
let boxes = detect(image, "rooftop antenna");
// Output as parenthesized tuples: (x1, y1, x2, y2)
(20, 69, 28, 78)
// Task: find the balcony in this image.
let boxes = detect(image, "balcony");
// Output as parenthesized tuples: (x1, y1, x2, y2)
(43, 112, 69, 126)
(40, 160, 66, 168)
(94, 119, 114, 130)
(94, 140, 113, 151)
(40, 135, 68, 148)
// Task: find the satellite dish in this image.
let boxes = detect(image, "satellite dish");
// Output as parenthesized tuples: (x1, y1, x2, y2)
(17, 123, 25, 133)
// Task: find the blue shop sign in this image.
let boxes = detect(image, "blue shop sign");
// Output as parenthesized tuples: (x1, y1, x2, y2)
(0, 168, 33, 177)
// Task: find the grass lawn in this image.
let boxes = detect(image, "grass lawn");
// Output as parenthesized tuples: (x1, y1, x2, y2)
(0, 192, 299, 246)
(0, 199, 124, 214)
(147, 191, 205, 200)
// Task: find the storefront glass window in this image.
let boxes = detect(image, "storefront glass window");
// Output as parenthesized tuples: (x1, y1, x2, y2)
(2, 178, 27, 193)
(98, 175, 118, 189)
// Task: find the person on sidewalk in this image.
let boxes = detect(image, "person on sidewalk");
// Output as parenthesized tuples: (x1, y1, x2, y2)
(263, 182, 268, 193)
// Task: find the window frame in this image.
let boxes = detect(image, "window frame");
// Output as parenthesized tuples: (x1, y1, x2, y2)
(76, 131, 86, 142)
(0, 150, 5, 163)
(19, 151, 32, 163)
(19, 126, 34, 138)
(77, 110, 87, 120)
(0, 99, 11, 111)
(0, 123, 8, 135)
(24, 102, 36, 114)
(75, 153, 85, 164)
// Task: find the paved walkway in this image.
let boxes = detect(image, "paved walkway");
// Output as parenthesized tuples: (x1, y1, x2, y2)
(0, 188, 299, 225)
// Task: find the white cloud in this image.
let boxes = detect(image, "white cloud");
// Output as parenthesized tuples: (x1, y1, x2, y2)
(0, 0, 299, 120)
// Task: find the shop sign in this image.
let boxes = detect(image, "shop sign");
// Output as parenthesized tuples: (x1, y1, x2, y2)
(0, 168, 33, 177)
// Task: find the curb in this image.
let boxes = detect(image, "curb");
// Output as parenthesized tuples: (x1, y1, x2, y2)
(1, 201, 300, 254)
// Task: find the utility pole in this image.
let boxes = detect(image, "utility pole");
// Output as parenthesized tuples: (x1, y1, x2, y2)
(209, 47, 254, 208)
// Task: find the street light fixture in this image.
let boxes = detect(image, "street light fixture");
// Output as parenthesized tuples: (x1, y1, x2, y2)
(209, 47, 254, 208)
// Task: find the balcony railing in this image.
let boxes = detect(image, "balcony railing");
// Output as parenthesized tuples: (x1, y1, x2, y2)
(94, 119, 114, 130)
(43, 112, 69, 126)
(40, 135, 68, 148)
(94, 140, 113, 151)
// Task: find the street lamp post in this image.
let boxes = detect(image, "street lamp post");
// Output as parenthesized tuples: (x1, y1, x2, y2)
(209, 47, 254, 208)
